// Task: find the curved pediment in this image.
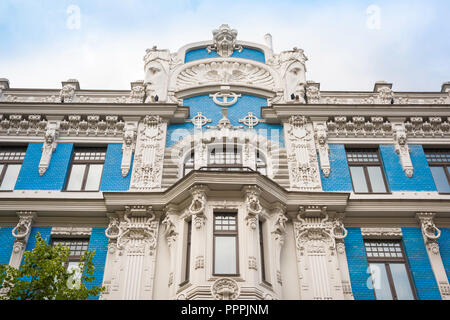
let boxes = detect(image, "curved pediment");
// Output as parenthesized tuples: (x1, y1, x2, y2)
(170, 58, 280, 94)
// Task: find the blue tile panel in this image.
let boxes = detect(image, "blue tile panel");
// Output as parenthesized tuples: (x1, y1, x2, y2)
(184, 47, 265, 63)
(24, 227, 52, 254)
(437, 228, 450, 283)
(320, 144, 353, 192)
(15, 143, 73, 191)
(0, 227, 15, 265)
(167, 94, 284, 148)
(344, 228, 375, 300)
(86, 228, 108, 300)
(100, 144, 133, 191)
(402, 228, 441, 300)
(379, 145, 437, 192)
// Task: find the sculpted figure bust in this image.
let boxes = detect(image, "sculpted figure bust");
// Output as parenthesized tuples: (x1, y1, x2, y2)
(143, 46, 170, 103)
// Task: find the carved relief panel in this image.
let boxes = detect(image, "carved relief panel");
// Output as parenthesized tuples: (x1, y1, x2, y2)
(284, 116, 322, 191)
(102, 206, 161, 300)
(293, 206, 348, 300)
(130, 116, 167, 191)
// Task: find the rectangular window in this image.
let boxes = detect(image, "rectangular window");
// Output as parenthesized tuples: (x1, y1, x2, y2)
(213, 213, 238, 276)
(209, 139, 242, 171)
(51, 238, 90, 274)
(184, 220, 192, 283)
(346, 148, 388, 193)
(425, 149, 450, 193)
(259, 220, 269, 283)
(365, 240, 416, 300)
(0, 147, 26, 191)
(65, 148, 106, 191)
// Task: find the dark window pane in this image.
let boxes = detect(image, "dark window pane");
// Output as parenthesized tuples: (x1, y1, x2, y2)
(389, 263, 415, 300)
(367, 166, 387, 193)
(430, 166, 450, 193)
(350, 166, 369, 193)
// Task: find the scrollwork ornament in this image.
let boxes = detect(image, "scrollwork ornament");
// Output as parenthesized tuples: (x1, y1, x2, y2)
(211, 278, 240, 300)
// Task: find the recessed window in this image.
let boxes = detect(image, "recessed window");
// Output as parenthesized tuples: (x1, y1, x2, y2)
(259, 220, 269, 284)
(52, 238, 90, 273)
(65, 148, 106, 191)
(365, 240, 416, 300)
(213, 213, 239, 276)
(425, 149, 450, 193)
(184, 220, 192, 283)
(209, 143, 242, 170)
(183, 151, 195, 176)
(0, 147, 26, 191)
(346, 148, 388, 193)
(182, 144, 268, 176)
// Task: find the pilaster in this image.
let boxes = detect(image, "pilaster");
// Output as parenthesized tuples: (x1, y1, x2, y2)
(416, 212, 450, 300)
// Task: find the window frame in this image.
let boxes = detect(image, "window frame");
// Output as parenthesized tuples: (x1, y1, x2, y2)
(365, 240, 417, 300)
(0, 146, 27, 191)
(183, 150, 195, 176)
(64, 147, 106, 192)
(424, 149, 450, 194)
(208, 140, 243, 169)
(212, 212, 239, 277)
(51, 237, 90, 269)
(346, 148, 390, 194)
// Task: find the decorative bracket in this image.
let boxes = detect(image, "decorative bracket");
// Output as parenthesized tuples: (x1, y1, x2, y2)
(313, 121, 331, 177)
(393, 123, 414, 178)
(38, 121, 58, 176)
(10, 211, 36, 268)
(188, 185, 208, 229)
(121, 122, 137, 177)
(417, 212, 441, 254)
(243, 186, 263, 229)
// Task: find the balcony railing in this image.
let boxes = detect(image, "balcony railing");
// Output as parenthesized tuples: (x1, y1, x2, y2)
(198, 166, 255, 173)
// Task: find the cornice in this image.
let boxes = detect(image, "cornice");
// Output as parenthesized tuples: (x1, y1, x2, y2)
(0, 103, 189, 122)
(104, 171, 349, 213)
(262, 104, 450, 121)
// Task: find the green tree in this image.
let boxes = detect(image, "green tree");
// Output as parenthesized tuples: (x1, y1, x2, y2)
(0, 233, 104, 300)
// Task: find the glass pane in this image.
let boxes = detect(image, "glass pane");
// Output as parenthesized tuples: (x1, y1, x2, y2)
(0, 164, 21, 191)
(66, 165, 86, 191)
(350, 166, 369, 193)
(67, 261, 82, 289)
(369, 263, 393, 300)
(430, 166, 450, 193)
(367, 166, 387, 193)
(84, 164, 103, 191)
(389, 264, 415, 300)
(214, 236, 237, 274)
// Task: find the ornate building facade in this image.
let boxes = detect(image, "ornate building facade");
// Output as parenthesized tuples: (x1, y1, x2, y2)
(0, 24, 449, 300)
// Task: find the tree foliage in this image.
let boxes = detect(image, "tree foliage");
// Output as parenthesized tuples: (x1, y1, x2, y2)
(0, 233, 104, 300)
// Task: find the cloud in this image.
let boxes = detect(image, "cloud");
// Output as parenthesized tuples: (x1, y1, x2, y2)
(0, 0, 449, 91)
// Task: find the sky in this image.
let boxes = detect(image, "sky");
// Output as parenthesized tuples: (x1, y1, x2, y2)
(0, 0, 449, 91)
